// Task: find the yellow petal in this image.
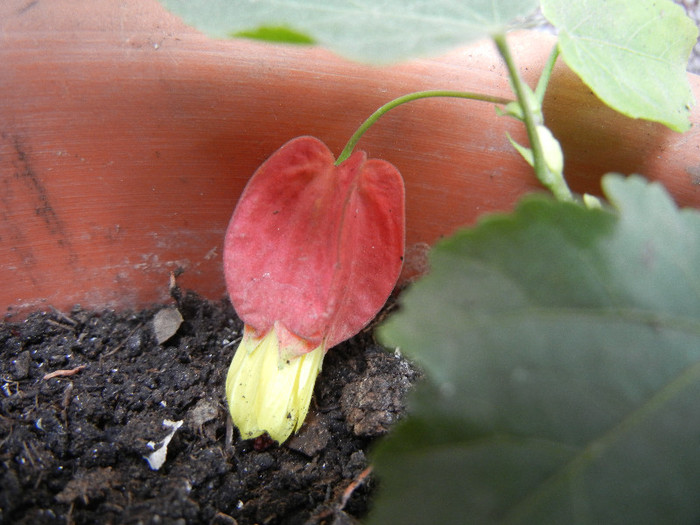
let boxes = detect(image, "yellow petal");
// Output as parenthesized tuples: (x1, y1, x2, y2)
(225, 325, 324, 443)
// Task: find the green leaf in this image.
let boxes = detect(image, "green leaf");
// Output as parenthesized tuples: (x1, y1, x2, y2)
(541, 0, 697, 132)
(232, 25, 315, 45)
(158, 0, 539, 63)
(373, 175, 700, 524)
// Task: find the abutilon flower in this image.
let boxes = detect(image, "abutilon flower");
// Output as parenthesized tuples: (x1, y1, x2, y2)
(223, 136, 405, 444)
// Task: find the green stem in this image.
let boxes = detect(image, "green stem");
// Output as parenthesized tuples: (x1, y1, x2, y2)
(535, 44, 560, 104)
(493, 34, 573, 202)
(335, 90, 514, 165)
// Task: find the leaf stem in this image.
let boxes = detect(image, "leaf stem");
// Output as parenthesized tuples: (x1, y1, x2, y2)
(535, 44, 560, 104)
(335, 90, 514, 165)
(493, 34, 573, 202)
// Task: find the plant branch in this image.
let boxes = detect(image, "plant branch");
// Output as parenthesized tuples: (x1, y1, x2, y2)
(336, 90, 513, 165)
(493, 34, 573, 202)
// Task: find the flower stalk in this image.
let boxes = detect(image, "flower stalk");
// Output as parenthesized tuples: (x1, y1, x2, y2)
(336, 90, 513, 164)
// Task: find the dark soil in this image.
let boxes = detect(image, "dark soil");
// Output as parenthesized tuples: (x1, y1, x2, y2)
(0, 289, 418, 525)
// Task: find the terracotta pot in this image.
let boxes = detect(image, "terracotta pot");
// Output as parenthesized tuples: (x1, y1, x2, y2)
(3, 0, 700, 319)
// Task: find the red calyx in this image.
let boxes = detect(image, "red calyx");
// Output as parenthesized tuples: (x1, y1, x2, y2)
(224, 136, 405, 354)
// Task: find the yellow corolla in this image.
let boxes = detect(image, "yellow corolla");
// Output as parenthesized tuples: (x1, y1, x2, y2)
(225, 324, 325, 443)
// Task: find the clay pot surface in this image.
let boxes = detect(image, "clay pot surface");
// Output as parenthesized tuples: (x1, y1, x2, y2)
(3, 0, 700, 318)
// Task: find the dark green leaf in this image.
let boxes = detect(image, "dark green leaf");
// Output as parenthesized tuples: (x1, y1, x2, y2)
(373, 175, 700, 524)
